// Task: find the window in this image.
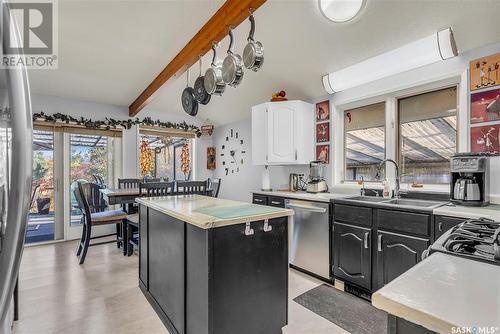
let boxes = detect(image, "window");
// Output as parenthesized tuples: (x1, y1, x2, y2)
(398, 87, 457, 184)
(344, 102, 385, 181)
(139, 134, 192, 181)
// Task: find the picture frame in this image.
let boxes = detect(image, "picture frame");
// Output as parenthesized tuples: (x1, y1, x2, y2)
(207, 147, 216, 169)
(469, 53, 500, 91)
(471, 88, 500, 124)
(470, 124, 500, 154)
(316, 144, 329, 163)
(316, 100, 330, 122)
(316, 122, 330, 143)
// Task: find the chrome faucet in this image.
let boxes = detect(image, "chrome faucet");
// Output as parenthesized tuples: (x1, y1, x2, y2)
(357, 176, 365, 196)
(377, 159, 401, 199)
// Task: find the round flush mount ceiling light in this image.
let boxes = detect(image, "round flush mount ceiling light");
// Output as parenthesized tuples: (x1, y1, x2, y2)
(318, 0, 365, 23)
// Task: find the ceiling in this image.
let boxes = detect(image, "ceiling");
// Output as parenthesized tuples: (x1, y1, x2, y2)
(26, 0, 500, 125)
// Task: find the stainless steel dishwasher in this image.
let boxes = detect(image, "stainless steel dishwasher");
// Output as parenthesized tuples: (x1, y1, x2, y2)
(286, 199, 330, 280)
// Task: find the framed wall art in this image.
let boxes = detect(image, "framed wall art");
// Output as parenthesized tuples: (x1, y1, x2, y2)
(470, 53, 500, 91)
(316, 122, 330, 143)
(316, 144, 329, 163)
(470, 124, 500, 154)
(471, 88, 500, 124)
(207, 147, 216, 169)
(316, 100, 330, 122)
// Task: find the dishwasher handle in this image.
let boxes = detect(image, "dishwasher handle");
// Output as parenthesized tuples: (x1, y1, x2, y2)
(286, 203, 327, 213)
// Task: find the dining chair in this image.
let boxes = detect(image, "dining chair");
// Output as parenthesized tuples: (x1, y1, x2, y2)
(176, 180, 209, 195)
(124, 181, 175, 256)
(208, 178, 221, 198)
(118, 178, 141, 189)
(92, 175, 105, 185)
(143, 177, 162, 183)
(74, 181, 127, 264)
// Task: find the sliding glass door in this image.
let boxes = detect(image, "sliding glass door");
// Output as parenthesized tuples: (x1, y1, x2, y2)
(65, 133, 115, 240)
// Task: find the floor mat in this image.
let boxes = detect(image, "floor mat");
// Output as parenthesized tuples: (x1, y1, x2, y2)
(293, 284, 387, 334)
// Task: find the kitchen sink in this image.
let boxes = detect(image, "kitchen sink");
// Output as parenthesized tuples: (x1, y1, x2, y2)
(346, 196, 388, 202)
(382, 198, 446, 208)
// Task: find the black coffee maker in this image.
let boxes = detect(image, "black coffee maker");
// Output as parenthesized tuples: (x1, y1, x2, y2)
(450, 153, 490, 206)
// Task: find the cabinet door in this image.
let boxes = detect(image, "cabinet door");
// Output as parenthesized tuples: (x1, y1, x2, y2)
(333, 222, 371, 290)
(251, 103, 267, 165)
(434, 215, 464, 240)
(376, 231, 429, 290)
(267, 103, 295, 163)
(139, 205, 148, 288)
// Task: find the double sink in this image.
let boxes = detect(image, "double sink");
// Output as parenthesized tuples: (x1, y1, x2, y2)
(345, 196, 447, 209)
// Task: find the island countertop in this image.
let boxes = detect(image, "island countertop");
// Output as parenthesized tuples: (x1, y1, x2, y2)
(135, 194, 294, 229)
(372, 252, 500, 333)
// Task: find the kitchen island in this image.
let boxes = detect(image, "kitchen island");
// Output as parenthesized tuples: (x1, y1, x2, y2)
(135, 195, 294, 334)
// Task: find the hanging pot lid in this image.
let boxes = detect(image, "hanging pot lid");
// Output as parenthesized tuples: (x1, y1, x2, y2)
(193, 57, 211, 105)
(181, 69, 198, 116)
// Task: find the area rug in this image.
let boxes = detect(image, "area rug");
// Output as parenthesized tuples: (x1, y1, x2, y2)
(27, 224, 40, 231)
(293, 284, 387, 334)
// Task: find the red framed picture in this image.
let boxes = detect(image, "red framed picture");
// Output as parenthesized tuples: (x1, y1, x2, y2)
(316, 144, 329, 163)
(316, 122, 330, 143)
(316, 100, 330, 122)
(470, 124, 500, 154)
(471, 89, 500, 124)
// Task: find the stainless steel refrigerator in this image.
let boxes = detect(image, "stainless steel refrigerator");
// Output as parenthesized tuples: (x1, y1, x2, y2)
(0, 1, 33, 332)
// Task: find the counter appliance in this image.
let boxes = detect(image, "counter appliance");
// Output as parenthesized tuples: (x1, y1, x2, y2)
(306, 161, 328, 193)
(450, 154, 489, 206)
(286, 199, 330, 280)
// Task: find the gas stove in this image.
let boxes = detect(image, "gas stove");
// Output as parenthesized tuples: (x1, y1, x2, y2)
(424, 218, 500, 265)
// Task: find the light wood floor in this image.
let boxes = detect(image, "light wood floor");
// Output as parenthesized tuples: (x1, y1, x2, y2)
(14, 240, 346, 334)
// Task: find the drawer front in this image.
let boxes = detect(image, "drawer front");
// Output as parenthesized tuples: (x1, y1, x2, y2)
(252, 194, 268, 206)
(334, 204, 372, 227)
(435, 215, 465, 240)
(377, 209, 430, 237)
(268, 196, 285, 208)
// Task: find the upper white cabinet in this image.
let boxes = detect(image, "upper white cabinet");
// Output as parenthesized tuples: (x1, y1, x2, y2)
(252, 100, 314, 165)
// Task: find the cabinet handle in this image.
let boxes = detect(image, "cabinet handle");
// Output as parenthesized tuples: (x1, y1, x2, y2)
(295, 150, 298, 161)
(438, 222, 443, 231)
(377, 234, 382, 252)
(263, 219, 272, 232)
(254, 198, 263, 203)
(244, 222, 254, 236)
(363, 232, 369, 249)
(271, 201, 281, 205)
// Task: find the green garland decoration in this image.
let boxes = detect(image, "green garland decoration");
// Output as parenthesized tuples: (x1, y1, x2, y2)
(33, 112, 202, 137)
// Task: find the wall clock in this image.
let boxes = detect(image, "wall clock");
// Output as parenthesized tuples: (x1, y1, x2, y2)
(220, 128, 246, 176)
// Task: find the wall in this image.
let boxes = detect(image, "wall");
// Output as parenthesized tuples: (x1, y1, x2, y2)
(211, 118, 313, 202)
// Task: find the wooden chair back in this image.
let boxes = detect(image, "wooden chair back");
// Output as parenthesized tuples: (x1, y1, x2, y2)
(118, 178, 141, 189)
(176, 180, 208, 195)
(208, 178, 221, 198)
(139, 181, 175, 197)
(143, 177, 162, 183)
(92, 175, 105, 185)
(73, 181, 92, 222)
(75, 182, 107, 214)
(30, 185, 40, 210)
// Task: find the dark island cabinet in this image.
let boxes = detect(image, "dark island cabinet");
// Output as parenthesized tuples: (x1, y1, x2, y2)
(375, 230, 429, 291)
(333, 222, 372, 290)
(139, 205, 148, 288)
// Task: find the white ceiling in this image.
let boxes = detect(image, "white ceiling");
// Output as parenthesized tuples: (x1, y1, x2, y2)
(27, 0, 500, 125)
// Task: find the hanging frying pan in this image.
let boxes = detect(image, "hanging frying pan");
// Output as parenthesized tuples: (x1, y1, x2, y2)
(243, 14, 264, 72)
(181, 68, 198, 116)
(193, 57, 211, 105)
(222, 28, 244, 87)
(204, 43, 226, 96)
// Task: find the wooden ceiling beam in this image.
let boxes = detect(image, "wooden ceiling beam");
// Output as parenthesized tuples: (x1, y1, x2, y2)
(129, 0, 267, 117)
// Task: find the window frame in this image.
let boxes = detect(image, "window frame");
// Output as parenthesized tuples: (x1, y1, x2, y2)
(396, 85, 459, 185)
(343, 102, 387, 183)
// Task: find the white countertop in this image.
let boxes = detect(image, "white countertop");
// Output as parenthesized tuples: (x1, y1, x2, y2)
(434, 203, 500, 221)
(252, 190, 349, 202)
(136, 194, 293, 229)
(372, 252, 500, 333)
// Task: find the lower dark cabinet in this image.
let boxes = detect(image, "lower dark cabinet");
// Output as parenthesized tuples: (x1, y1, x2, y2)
(333, 222, 372, 290)
(139, 205, 148, 288)
(434, 215, 464, 240)
(375, 231, 429, 290)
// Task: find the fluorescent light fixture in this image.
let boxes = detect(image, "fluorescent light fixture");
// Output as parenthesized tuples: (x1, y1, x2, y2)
(322, 27, 458, 94)
(319, 0, 365, 23)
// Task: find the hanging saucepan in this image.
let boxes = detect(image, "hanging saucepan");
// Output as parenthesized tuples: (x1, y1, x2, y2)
(243, 15, 264, 72)
(181, 68, 198, 116)
(222, 28, 244, 87)
(204, 43, 226, 96)
(193, 57, 211, 105)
